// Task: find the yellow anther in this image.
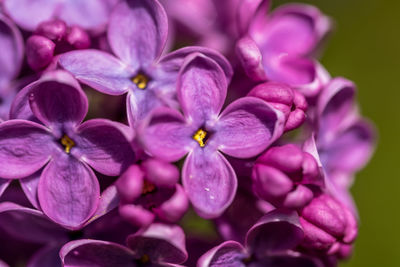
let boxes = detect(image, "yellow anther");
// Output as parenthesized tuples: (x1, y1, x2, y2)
(60, 135, 75, 154)
(132, 73, 149, 89)
(139, 254, 150, 264)
(193, 129, 207, 147)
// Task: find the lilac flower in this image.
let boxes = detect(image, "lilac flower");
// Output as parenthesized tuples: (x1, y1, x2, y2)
(60, 223, 188, 267)
(0, 71, 135, 229)
(59, 0, 232, 126)
(116, 158, 189, 227)
(140, 53, 284, 218)
(252, 144, 323, 209)
(236, 2, 331, 96)
(3, 0, 118, 31)
(198, 209, 323, 267)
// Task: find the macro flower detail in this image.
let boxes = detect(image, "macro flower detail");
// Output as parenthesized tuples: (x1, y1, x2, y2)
(141, 53, 285, 218)
(0, 71, 135, 229)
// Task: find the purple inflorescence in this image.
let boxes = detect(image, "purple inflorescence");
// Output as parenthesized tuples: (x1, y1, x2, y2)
(0, 0, 376, 266)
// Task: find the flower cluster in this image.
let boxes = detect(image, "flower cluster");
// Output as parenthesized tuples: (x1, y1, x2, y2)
(0, 0, 375, 266)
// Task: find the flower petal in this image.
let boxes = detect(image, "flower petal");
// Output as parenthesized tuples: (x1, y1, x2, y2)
(28, 70, 88, 128)
(108, 0, 168, 67)
(0, 15, 24, 84)
(127, 223, 188, 264)
(0, 120, 53, 179)
(126, 88, 164, 126)
(197, 241, 245, 267)
(215, 97, 285, 158)
(140, 107, 193, 162)
(59, 50, 134, 95)
(236, 36, 267, 81)
(74, 119, 135, 176)
(0, 179, 10, 198)
(177, 53, 228, 123)
(182, 149, 237, 218)
(61, 239, 135, 267)
(38, 157, 100, 229)
(19, 170, 42, 209)
(156, 184, 189, 223)
(0, 202, 66, 244)
(27, 245, 62, 267)
(245, 209, 304, 257)
(85, 184, 120, 226)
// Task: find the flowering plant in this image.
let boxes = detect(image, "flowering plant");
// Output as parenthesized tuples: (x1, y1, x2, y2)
(0, 0, 375, 266)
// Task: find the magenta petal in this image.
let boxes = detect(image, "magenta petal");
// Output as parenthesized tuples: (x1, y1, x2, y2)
(182, 149, 237, 218)
(59, 50, 134, 95)
(0, 202, 66, 243)
(0, 179, 10, 197)
(75, 119, 135, 176)
(0, 15, 24, 83)
(245, 209, 304, 256)
(156, 184, 189, 223)
(215, 97, 285, 158)
(27, 245, 62, 267)
(177, 53, 227, 123)
(3, 0, 57, 31)
(108, 0, 168, 68)
(140, 107, 193, 162)
(38, 157, 100, 229)
(19, 170, 41, 209)
(28, 71, 88, 128)
(197, 241, 245, 267)
(0, 120, 53, 179)
(236, 36, 267, 81)
(86, 184, 120, 225)
(61, 239, 135, 267)
(127, 223, 188, 264)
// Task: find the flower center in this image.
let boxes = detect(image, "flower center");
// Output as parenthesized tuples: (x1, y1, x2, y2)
(142, 180, 157, 195)
(132, 73, 149, 89)
(60, 134, 75, 154)
(193, 128, 208, 147)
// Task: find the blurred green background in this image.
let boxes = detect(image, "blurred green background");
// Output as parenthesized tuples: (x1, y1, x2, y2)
(276, 0, 400, 266)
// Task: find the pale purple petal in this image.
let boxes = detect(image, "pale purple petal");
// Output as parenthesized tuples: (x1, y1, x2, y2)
(0, 120, 53, 179)
(74, 119, 135, 176)
(197, 241, 245, 267)
(85, 184, 120, 226)
(61, 239, 136, 267)
(3, 0, 57, 31)
(19, 170, 41, 209)
(9, 79, 36, 121)
(156, 184, 189, 223)
(59, 50, 135, 95)
(126, 88, 164, 126)
(177, 53, 227, 123)
(215, 97, 285, 158)
(38, 157, 100, 229)
(28, 71, 88, 128)
(0, 14, 24, 83)
(182, 149, 237, 218)
(27, 245, 62, 267)
(237, 0, 267, 34)
(127, 223, 188, 264)
(0, 202, 66, 243)
(245, 209, 303, 257)
(119, 203, 155, 227)
(140, 107, 194, 162)
(108, 0, 168, 68)
(236, 36, 267, 81)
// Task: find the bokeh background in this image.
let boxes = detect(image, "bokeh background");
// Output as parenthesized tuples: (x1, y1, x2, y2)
(275, 0, 399, 266)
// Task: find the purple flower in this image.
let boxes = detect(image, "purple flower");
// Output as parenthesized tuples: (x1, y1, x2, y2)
(198, 209, 323, 267)
(252, 144, 324, 209)
(3, 0, 118, 31)
(59, 0, 232, 126)
(60, 223, 188, 267)
(236, 2, 331, 96)
(140, 53, 284, 218)
(0, 71, 135, 229)
(116, 159, 189, 227)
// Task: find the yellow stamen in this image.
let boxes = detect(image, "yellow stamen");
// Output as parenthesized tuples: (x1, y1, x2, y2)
(193, 129, 207, 147)
(132, 73, 149, 89)
(139, 254, 150, 264)
(142, 180, 157, 195)
(60, 135, 75, 154)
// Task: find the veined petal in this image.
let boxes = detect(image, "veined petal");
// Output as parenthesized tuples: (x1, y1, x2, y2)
(74, 119, 135, 176)
(0, 120, 53, 179)
(38, 157, 100, 229)
(182, 149, 237, 219)
(61, 239, 135, 267)
(0, 14, 24, 83)
(197, 241, 245, 267)
(140, 107, 193, 162)
(28, 70, 88, 128)
(108, 0, 168, 68)
(59, 50, 134, 96)
(215, 97, 285, 158)
(245, 209, 304, 257)
(127, 223, 188, 264)
(177, 53, 228, 123)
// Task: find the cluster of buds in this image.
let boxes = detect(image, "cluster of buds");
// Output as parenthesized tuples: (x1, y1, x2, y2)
(0, 0, 375, 266)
